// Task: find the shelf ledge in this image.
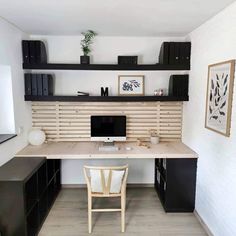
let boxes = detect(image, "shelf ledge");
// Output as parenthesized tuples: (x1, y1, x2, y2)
(23, 63, 190, 71)
(24, 95, 189, 102)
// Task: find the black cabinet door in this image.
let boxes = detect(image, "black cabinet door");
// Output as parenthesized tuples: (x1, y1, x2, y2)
(165, 159, 197, 212)
(155, 158, 197, 212)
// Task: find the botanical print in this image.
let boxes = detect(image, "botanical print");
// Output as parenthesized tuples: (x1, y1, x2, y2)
(208, 71, 228, 123)
(205, 60, 235, 136)
(122, 80, 140, 91)
(118, 75, 144, 95)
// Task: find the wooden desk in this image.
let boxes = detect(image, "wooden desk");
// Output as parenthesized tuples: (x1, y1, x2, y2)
(15, 141, 198, 213)
(15, 141, 198, 159)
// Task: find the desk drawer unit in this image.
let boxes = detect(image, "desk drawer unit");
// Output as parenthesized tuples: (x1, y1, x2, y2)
(155, 158, 197, 212)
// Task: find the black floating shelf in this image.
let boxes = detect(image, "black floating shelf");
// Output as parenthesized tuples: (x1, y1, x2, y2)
(23, 63, 190, 71)
(25, 95, 189, 102)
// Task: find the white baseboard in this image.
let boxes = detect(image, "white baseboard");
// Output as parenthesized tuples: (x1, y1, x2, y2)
(62, 183, 154, 188)
(194, 210, 214, 236)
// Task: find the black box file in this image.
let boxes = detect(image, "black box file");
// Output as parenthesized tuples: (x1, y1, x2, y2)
(24, 73, 32, 95)
(168, 74, 189, 97)
(42, 74, 53, 96)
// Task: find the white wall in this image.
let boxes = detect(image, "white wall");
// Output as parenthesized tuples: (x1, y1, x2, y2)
(183, 2, 236, 236)
(31, 35, 187, 184)
(0, 18, 31, 166)
(31, 36, 188, 96)
(0, 65, 15, 133)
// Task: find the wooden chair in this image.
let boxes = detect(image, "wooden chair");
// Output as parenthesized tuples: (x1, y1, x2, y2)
(83, 165, 128, 233)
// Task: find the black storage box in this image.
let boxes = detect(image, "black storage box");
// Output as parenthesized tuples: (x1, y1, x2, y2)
(118, 56, 138, 65)
(22, 40, 47, 64)
(169, 42, 191, 65)
(159, 42, 191, 66)
(168, 74, 189, 97)
(159, 42, 169, 65)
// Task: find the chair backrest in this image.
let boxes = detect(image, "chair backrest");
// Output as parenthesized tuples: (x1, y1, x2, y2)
(83, 165, 128, 195)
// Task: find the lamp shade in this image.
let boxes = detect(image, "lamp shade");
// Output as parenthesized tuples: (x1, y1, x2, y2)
(28, 129, 46, 145)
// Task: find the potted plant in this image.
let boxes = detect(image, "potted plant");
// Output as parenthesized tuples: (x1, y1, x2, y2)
(80, 30, 97, 64)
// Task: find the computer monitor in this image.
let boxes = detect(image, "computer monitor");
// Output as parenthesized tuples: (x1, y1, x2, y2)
(91, 115, 126, 142)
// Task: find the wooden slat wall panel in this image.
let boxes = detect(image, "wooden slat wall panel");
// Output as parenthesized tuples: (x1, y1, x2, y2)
(32, 101, 183, 142)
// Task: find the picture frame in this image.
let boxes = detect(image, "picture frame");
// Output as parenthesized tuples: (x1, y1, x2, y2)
(205, 60, 235, 137)
(118, 75, 144, 96)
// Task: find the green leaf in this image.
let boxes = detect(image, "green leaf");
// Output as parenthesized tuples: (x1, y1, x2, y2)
(80, 30, 97, 55)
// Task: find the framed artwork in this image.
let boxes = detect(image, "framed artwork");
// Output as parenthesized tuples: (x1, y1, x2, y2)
(205, 60, 235, 136)
(118, 75, 144, 95)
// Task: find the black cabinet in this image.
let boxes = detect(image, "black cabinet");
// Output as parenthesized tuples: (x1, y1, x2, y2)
(155, 158, 197, 212)
(0, 157, 61, 236)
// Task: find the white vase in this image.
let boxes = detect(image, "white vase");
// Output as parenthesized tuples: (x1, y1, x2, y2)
(28, 129, 46, 146)
(150, 136, 159, 145)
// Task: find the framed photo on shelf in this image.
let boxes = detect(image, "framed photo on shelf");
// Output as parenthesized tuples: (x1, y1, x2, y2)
(205, 60, 235, 137)
(118, 75, 144, 95)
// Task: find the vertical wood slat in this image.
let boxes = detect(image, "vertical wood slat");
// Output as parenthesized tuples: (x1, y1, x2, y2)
(31, 101, 183, 142)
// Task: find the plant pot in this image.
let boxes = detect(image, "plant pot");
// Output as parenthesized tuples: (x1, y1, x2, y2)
(80, 56, 90, 64)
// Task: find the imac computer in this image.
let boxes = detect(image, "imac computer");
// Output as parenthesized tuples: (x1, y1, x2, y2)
(91, 115, 126, 151)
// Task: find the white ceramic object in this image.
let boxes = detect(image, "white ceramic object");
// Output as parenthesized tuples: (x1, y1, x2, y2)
(28, 129, 46, 145)
(150, 136, 159, 145)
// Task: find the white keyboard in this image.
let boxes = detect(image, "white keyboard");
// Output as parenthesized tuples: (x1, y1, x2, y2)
(98, 146, 119, 152)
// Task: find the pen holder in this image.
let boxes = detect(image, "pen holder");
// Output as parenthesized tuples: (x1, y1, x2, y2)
(149, 129, 159, 144)
(150, 136, 159, 145)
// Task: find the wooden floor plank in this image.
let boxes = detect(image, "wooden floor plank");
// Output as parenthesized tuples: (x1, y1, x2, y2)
(39, 188, 207, 236)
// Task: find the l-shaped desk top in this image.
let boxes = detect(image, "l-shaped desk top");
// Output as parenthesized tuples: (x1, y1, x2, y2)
(15, 141, 198, 159)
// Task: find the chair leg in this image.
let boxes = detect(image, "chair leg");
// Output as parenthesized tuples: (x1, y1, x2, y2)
(88, 195, 92, 233)
(121, 193, 126, 233)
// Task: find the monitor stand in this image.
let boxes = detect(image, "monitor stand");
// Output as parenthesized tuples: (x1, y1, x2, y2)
(98, 142, 119, 152)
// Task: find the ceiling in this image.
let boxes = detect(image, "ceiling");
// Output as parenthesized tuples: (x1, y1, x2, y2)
(0, 0, 234, 36)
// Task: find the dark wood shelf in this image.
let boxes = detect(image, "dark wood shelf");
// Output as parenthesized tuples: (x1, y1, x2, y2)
(23, 63, 190, 71)
(24, 95, 189, 102)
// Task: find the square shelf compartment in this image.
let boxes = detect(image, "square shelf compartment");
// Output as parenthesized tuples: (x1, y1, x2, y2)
(54, 159, 61, 173)
(47, 178, 55, 207)
(55, 170, 61, 194)
(37, 161, 47, 198)
(25, 172, 38, 213)
(38, 190, 48, 225)
(27, 202, 39, 236)
(47, 160, 55, 183)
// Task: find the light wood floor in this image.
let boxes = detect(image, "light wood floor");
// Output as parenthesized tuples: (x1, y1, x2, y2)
(39, 188, 207, 236)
